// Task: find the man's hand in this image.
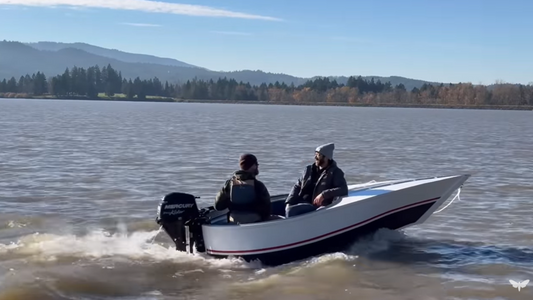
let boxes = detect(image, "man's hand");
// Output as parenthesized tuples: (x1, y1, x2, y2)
(313, 193, 325, 206)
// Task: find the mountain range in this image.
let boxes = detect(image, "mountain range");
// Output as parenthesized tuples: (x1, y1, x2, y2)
(0, 40, 445, 90)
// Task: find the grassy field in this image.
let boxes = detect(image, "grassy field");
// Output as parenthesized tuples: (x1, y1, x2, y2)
(96, 93, 167, 100)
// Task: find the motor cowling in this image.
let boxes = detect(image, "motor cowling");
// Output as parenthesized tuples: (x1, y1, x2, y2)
(156, 192, 204, 253)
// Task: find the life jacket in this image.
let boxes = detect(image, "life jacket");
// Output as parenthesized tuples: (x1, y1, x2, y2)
(228, 176, 261, 224)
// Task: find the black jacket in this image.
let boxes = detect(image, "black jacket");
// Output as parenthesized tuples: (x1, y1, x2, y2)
(285, 160, 348, 206)
(214, 170, 271, 221)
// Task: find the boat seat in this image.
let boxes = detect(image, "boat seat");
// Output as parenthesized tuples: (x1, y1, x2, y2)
(225, 214, 286, 225)
(285, 203, 317, 218)
(266, 214, 285, 221)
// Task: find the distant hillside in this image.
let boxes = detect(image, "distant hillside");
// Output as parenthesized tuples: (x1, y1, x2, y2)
(25, 41, 199, 69)
(315, 75, 443, 89)
(1, 40, 443, 89)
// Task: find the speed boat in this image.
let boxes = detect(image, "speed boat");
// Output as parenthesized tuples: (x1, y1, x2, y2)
(155, 174, 470, 266)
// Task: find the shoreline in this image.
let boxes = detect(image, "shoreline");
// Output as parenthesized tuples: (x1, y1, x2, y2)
(1, 93, 532, 111)
(172, 99, 533, 111)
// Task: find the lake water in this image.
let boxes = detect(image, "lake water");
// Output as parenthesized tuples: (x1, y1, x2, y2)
(1, 98, 533, 300)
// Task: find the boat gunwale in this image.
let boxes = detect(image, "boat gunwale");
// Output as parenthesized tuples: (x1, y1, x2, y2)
(201, 174, 470, 229)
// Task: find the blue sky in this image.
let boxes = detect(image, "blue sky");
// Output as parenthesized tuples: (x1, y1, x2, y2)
(0, 0, 531, 85)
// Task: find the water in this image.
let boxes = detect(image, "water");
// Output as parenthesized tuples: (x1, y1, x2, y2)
(1, 98, 533, 300)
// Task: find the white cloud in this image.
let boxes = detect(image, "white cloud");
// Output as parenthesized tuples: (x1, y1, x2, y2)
(66, 5, 90, 11)
(211, 31, 252, 36)
(120, 22, 161, 27)
(0, 0, 282, 21)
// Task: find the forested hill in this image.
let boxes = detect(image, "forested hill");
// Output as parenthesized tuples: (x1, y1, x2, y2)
(1, 40, 441, 90)
(1, 64, 532, 108)
(25, 41, 199, 68)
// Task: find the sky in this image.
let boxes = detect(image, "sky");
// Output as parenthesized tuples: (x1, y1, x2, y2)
(0, 0, 531, 85)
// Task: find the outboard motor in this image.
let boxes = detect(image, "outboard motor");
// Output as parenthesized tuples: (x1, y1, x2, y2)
(156, 192, 207, 253)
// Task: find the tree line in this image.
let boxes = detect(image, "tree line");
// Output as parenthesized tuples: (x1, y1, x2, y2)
(1, 64, 532, 107)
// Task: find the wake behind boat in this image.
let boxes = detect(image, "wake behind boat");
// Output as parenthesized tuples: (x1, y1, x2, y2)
(155, 174, 470, 266)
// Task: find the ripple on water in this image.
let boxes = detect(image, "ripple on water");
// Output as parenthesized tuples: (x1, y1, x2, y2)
(1, 100, 533, 299)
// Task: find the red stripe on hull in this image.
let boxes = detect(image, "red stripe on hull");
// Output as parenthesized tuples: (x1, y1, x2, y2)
(207, 197, 440, 255)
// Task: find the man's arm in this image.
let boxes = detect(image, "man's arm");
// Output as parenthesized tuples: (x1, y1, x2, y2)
(214, 180, 231, 211)
(256, 181, 272, 220)
(285, 166, 309, 205)
(321, 168, 348, 200)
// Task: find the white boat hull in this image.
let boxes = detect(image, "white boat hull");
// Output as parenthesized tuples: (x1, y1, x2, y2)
(156, 174, 470, 266)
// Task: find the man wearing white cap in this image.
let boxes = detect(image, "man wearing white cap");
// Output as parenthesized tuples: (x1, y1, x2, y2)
(285, 143, 348, 217)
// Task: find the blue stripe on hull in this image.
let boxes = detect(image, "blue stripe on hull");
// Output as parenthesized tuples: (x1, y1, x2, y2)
(348, 189, 391, 197)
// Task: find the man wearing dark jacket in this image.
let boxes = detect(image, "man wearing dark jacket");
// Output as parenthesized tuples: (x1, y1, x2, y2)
(285, 143, 348, 215)
(214, 153, 272, 224)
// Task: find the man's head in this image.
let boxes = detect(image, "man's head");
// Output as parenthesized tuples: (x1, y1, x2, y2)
(314, 143, 335, 168)
(239, 153, 259, 175)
